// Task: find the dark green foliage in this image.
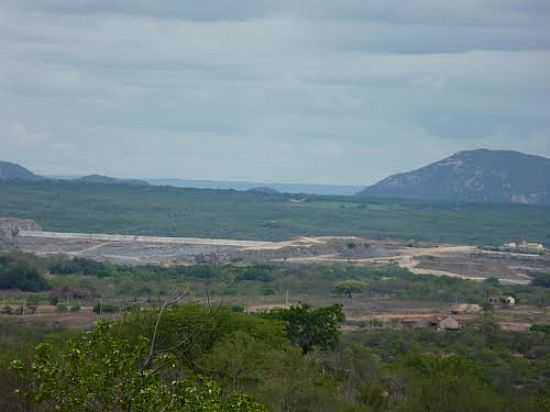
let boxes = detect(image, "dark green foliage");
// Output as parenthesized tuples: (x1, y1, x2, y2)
(117, 305, 287, 373)
(530, 324, 550, 334)
(2, 305, 550, 411)
(11, 322, 266, 412)
(0, 319, 72, 412)
(483, 277, 500, 286)
(1, 179, 549, 245)
(235, 267, 274, 282)
(264, 304, 345, 354)
(56, 303, 68, 313)
(69, 304, 81, 312)
(532, 273, 550, 288)
(48, 256, 114, 277)
(0, 253, 49, 291)
(399, 354, 500, 412)
(334, 280, 368, 299)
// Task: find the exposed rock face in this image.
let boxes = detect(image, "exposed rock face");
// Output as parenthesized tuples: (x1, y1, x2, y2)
(0, 218, 42, 241)
(359, 149, 550, 205)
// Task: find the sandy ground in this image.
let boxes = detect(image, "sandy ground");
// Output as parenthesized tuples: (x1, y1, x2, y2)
(12, 231, 549, 284)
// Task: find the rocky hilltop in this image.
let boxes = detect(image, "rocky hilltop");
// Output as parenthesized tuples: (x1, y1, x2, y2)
(359, 149, 550, 205)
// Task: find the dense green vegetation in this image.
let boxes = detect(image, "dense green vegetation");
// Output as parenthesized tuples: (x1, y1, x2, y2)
(2, 180, 550, 244)
(11, 320, 266, 412)
(1, 251, 549, 410)
(262, 304, 345, 354)
(2, 252, 549, 307)
(3, 304, 550, 411)
(0, 253, 49, 291)
(45, 257, 550, 306)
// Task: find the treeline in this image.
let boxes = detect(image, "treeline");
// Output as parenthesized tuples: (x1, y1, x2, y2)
(3, 304, 550, 411)
(2, 252, 549, 306)
(44, 255, 550, 306)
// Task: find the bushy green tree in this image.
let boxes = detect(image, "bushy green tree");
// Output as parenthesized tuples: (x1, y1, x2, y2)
(118, 304, 287, 374)
(396, 354, 502, 412)
(264, 304, 345, 355)
(0, 253, 49, 291)
(335, 280, 368, 299)
(12, 322, 266, 412)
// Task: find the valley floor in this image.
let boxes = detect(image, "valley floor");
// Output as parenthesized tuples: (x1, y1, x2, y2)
(11, 229, 550, 285)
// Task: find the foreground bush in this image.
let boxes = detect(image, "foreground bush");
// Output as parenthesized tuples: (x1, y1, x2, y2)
(12, 322, 266, 412)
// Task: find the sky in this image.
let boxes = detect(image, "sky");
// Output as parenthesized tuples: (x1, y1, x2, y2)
(1, 1, 549, 185)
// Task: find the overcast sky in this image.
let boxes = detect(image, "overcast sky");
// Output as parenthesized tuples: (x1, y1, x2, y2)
(1, 1, 549, 185)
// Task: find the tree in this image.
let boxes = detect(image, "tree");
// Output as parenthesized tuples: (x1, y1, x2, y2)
(12, 322, 266, 412)
(264, 304, 345, 355)
(117, 304, 287, 374)
(400, 354, 499, 412)
(0, 253, 49, 291)
(335, 280, 368, 299)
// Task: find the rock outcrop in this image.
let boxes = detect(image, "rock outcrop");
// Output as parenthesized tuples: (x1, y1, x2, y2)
(0, 218, 42, 241)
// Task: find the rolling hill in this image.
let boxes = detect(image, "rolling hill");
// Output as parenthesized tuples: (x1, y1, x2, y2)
(78, 174, 150, 186)
(0, 161, 42, 181)
(359, 149, 550, 205)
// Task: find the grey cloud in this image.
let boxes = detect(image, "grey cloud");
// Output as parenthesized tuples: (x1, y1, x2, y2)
(5, 0, 550, 27)
(0, 1, 549, 184)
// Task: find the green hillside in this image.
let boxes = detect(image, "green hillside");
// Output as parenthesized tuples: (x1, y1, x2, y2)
(1, 180, 549, 245)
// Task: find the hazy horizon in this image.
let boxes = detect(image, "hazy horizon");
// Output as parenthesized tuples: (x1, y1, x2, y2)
(2, 1, 550, 185)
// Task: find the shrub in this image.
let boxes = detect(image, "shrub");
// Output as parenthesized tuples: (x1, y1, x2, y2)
(47, 257, 115, 278)
(69, 305, 81, 313)
(530, 324, 550, 334)
(235, 267, 274, 282)
(0, 254, 49, 291)
(56, 303, 68, 313)
(231, 305, 245, 313)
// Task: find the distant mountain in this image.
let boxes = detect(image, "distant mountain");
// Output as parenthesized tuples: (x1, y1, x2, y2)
(359, 149, 550, 205)
(78, 175, 150, 186)
(148, 179, 362, 196)
(247, 186, 280, 194)
(0, 161, 42, 181)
